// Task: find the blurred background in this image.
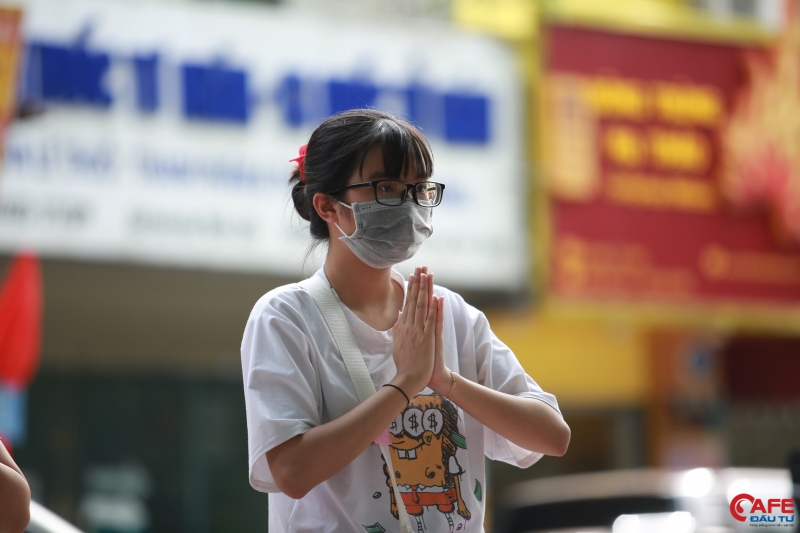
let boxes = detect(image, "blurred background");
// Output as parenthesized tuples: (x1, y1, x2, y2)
(0, 0, 798, 531)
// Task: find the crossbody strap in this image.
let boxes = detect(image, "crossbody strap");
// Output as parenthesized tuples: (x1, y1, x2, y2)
(299, 274, 414, 533)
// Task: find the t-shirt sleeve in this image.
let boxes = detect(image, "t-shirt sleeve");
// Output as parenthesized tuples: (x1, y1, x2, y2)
(241, 305, 321, 493)
(472, 310, 563, 469)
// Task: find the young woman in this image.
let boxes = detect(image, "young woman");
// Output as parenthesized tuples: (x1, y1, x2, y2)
(241, 109, 570, 532)
(0, 438, 31, 533)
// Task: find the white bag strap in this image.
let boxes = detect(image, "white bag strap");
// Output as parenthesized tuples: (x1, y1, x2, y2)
(299, 274, 414, 533)
(300, 275, 375, 403)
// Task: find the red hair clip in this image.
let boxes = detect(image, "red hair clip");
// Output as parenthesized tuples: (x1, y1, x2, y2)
(289, 144, 308, 184)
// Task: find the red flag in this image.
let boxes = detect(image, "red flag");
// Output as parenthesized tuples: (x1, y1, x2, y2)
(0, 252, 43, 388)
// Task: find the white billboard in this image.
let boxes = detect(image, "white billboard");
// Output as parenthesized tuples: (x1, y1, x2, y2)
(0, 0, 527, 290)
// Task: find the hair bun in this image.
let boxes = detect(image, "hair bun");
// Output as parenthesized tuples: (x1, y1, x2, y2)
(290, 170, 312, 221)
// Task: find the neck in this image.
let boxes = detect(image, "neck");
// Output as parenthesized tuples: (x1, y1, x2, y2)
(324, 239, 398, 313)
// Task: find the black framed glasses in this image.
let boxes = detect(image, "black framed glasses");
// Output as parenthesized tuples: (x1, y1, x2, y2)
(342, 180, 445, 207)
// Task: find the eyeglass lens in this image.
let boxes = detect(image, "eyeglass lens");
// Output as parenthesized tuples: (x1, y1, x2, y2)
(375, 180, 442, 207)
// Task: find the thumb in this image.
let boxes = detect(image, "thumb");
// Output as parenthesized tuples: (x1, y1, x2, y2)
(436, 297, 444, 338)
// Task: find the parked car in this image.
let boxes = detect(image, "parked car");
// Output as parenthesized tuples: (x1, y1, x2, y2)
(497, 467, 796, 533)
(26, 500, 84, 533)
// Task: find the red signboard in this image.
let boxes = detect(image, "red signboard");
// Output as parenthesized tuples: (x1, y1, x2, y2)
(543, 24, 800, 306)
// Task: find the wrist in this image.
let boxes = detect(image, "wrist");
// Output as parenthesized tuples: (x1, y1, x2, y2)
(389, 374, 419, 400)
(429, 366, 453, 396)
(382, 383, 410, 405)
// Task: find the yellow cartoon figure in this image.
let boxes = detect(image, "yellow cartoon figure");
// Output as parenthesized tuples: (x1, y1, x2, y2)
(382, 393, 470, 531)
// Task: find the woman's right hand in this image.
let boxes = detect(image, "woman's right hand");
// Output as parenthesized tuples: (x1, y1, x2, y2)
(391, 266, 439, 397)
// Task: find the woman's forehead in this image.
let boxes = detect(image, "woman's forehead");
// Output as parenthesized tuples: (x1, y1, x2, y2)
(348, 145, 426, 183)
(359, 146, 385, 173)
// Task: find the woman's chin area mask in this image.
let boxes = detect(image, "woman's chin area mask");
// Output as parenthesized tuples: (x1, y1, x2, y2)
(334, 199, 434, 269)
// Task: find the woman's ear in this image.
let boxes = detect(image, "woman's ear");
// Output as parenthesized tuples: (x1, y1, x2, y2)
(312, 192, 339, 224)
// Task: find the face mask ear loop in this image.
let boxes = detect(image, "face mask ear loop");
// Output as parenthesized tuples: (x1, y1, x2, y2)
(334, 222, 350, 238)
(336, 199, 355, 211)
(334, 199, 355, 237)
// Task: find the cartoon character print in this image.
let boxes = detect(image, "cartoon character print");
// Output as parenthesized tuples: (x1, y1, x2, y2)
(382, 393, 470, 533)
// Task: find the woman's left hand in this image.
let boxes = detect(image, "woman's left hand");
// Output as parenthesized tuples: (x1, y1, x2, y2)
(423, 268, 451, 394)
(419, 269, 571, 456)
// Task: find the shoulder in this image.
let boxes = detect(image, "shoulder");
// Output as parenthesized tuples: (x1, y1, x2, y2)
(246, 280, 318, 328)
(432, 284, 484, 329)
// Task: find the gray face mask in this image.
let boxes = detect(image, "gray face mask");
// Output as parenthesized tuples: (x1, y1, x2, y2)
(334, 199, 434, 269)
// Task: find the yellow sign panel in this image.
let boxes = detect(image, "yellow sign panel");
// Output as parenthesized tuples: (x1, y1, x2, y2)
(487, 310, 649, 407)
(0, 7, 21, 166)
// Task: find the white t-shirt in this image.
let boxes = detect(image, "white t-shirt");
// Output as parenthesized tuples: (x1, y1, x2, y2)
(241, 267, 562, 533)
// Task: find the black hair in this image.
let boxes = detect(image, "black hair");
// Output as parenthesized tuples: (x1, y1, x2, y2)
(289, 108, 434, 247)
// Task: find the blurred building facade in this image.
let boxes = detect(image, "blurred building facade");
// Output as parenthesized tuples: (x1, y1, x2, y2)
(1, 0, 526, 530)
(0, 0, 798, 532)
